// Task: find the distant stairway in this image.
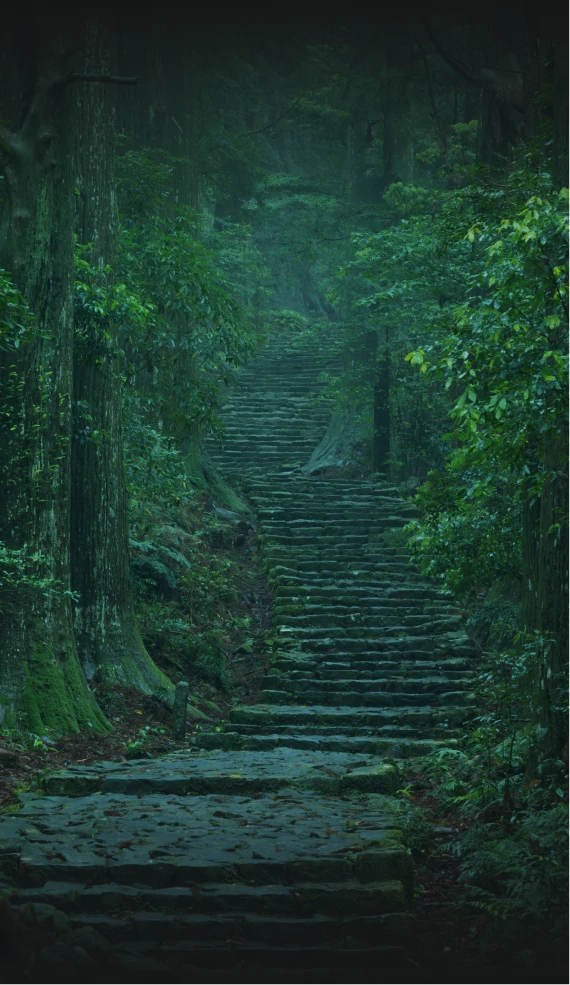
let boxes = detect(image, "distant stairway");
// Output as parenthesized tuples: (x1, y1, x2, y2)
(205, 332, 476, 759)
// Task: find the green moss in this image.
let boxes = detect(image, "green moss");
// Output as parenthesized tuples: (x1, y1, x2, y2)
(182, 434, 207, 491)
(210, 475, 248, 513)
(95, 620, 174, 707)
(22, 679, 45, 734)
(22, 641, 109, 735)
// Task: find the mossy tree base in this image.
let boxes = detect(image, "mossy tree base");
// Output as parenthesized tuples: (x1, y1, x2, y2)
(1, 612, 110, 736)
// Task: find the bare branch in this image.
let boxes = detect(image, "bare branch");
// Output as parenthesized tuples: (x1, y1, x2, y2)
(49, 73, 139, 97)
(423, 19, 477, 86)
(244, 95, 303, 136)
(66, 73, 139, 86)
(483, 63, 528, 77)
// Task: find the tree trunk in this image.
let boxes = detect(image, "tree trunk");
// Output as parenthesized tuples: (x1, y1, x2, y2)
(0, 25, 107, 733)
(117, 17, 211, 487)
(521, 485, 541, 632)
(540, 28, 570, 750)
(372, 331, 390, 477)
(535, 438, 569, 755)
(552, 32, 569, 189)
(70, 16, 172, 702)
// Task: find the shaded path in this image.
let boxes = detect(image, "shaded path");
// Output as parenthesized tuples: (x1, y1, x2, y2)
(0, 334, 477, 981)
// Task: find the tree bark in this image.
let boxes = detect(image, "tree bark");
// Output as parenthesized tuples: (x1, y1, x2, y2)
(552, 32, 569, 189)
(372, 333, 390, 477)
(535, 438, 569, 755)
(0, 24, 107, 732)
(70, 15, 172, 702)
(521, 484, 541, 632)
(521, 26, 568, 752)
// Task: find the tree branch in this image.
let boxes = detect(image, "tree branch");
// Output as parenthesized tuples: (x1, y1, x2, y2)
(483, 63, 528, 77)
(49, 73, 139, 97)
(423, 19, 478, 85)
(244, 95, 303, 136)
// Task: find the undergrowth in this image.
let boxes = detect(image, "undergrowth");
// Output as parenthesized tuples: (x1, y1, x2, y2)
(125, 412, 269, 696)
(397, 628, 569, 971)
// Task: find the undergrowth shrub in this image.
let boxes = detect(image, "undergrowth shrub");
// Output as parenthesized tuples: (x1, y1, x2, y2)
(416, 630, 568, 961)
(124, 412, 248, 689)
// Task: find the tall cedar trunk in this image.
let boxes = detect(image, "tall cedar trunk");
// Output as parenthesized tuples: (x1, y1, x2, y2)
(521, 486, 541, 631)
(535, 438, 569, 754)
(0, 26, 107, 732)
(70, 16, 172, 701)
(552, 31, 569, 189)
(382, 101, 395, 189)
(521, 23, 568, 750)
(372, 329, 390, 476)
(117, 17, 207, 483)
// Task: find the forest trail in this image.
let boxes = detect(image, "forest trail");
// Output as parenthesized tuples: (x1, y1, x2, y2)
(0, 335, 477, 982)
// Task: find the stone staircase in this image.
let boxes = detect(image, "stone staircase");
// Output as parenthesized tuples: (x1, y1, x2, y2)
(0, 333, 476, 982)
(203, 334, 476, 759)
(206, 335, 337, 476)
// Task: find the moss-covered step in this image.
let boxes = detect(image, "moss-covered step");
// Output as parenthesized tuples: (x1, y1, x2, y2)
(229, 703, 471, 730)
(1, 787, 411, 889)
(15, 878, 409, 920)
(40, 748, 399, 797)
(195, 731, 457, 757)
(259, 688, 475, 708)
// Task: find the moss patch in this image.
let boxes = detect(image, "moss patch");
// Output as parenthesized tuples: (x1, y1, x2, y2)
(22, 641, 109, 736)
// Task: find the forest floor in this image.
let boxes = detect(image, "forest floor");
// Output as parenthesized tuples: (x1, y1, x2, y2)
(0, 536, 272, 813)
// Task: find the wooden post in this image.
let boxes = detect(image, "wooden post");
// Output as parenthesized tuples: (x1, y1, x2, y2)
(172, 681, 189, 741)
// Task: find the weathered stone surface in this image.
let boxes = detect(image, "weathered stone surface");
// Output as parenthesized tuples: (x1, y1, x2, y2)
(20, 901, 71, 935)
(342, 763, 398, 794)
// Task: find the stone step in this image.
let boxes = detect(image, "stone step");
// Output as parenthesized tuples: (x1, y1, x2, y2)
(273, 603, 460, 618)
(214, 441, 323, 451)
(274, 663, 474, 680)
(260, 528, 411, 540)
(108, 940, 409, 975)
(0, 788, 411, 888)
(229, 704, 471, 730)
(260, 512, 415, 525)
(66, 911, 413, 952)
(275, 623, 468, 640)
(273, 639, 475, 657)
(274, 602, 455, 615)
(259, 688, 473, 708)
(40, 749, 401, 798)
(273, 606, 460, 621)
(250, 478, 399, 487)
(275, 561, 416, 572)
(15, 879, 410, 920)
(275, 587, 450, 600)
(195, 732, 457, 756)
(250, 492, 402, 503)
(269, 555, 415, 566)
(264, 674, 473, 693)
(224, 722, 462, 740)
(270, 564, 420, 577)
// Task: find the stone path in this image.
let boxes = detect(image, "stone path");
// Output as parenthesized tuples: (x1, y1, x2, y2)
(0, 334, 476, 981)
